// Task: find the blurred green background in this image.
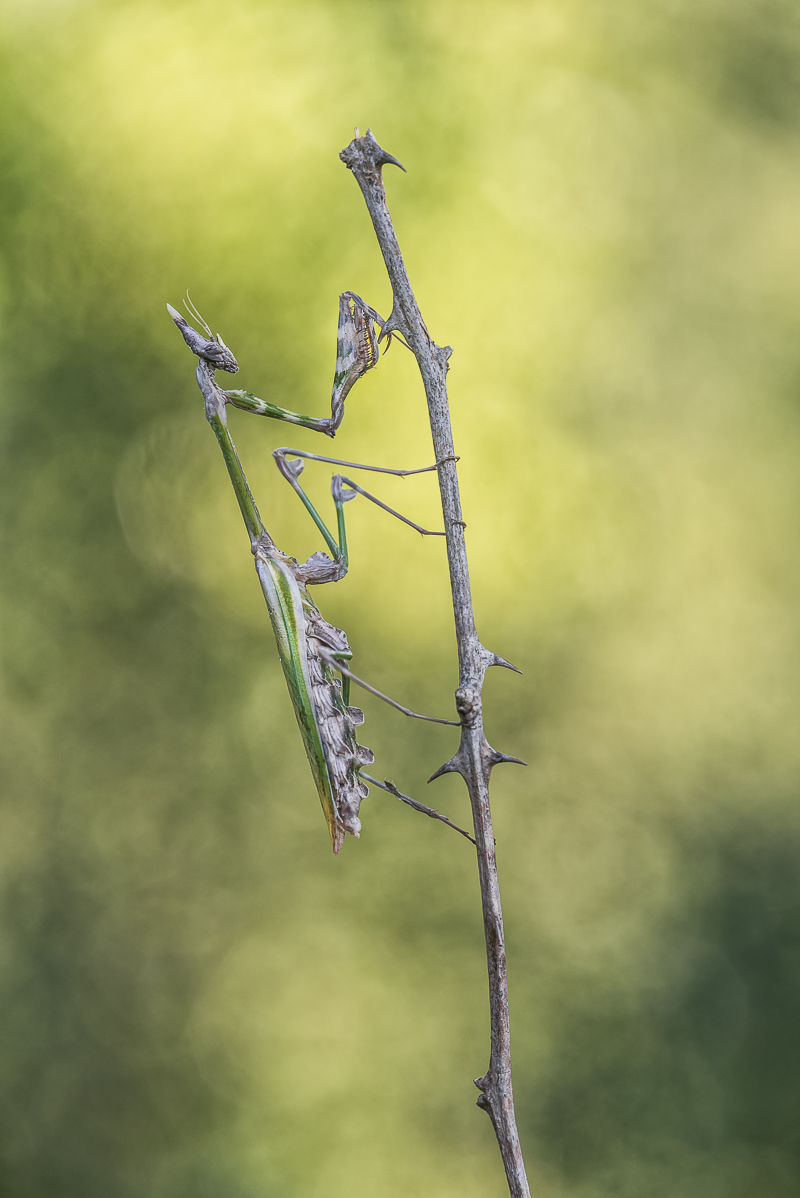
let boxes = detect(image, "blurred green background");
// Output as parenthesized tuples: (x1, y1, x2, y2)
(2, 0, 800, 1194)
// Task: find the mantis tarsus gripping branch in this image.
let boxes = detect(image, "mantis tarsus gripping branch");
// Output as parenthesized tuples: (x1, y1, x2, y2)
(167, 130, 530, 1198)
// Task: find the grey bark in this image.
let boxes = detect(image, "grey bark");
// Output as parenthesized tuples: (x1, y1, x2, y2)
(340, 130, 531, 1198)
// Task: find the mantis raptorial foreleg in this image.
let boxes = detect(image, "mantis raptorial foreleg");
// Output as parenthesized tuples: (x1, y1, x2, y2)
(224, 291, 389, 437)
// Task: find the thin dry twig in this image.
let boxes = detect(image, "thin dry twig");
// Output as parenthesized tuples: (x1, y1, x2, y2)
(340, 129, 531, 1198)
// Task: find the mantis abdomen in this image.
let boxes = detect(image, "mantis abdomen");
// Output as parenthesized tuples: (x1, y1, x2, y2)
(254, 543, 373, 854)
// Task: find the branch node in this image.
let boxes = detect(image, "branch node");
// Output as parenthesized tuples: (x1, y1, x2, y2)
(455, 685, 480, 727)
(474, 1075, 501, 1129)
(382, 308, 411, 344)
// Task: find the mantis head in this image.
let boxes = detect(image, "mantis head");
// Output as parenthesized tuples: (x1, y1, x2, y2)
(167, 294, 239, 374)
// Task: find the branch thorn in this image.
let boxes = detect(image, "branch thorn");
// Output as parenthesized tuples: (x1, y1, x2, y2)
(365, 127, 406, 172)
(483, 649, 522, 675)
(487, 749, 527, 769)
(428, 751, 465, 783)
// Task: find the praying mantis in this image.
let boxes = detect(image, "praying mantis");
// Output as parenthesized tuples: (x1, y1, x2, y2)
(168, 293, 473, 853)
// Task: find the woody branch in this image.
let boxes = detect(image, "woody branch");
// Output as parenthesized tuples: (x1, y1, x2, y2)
(340, 130, 531, 1198)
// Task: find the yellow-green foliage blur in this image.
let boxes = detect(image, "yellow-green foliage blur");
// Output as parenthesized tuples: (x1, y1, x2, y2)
(2, 1, 800, 1195)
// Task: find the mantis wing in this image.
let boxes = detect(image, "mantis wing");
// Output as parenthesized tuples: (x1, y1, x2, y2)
(254, 548, 373, 854)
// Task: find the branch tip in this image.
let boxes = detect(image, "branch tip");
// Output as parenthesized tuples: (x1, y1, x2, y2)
(340, 128, 406, 174)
